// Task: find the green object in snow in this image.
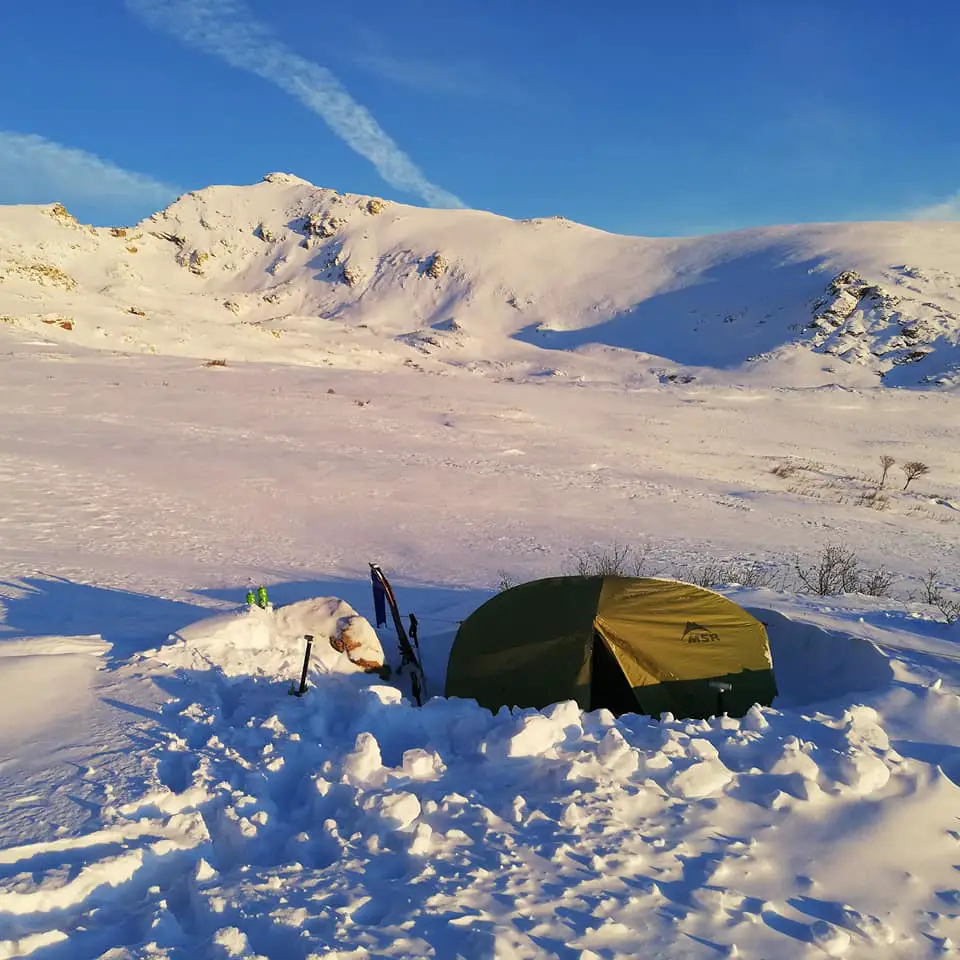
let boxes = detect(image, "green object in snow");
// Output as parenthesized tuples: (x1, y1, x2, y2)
(256, 585, 269, 608)
(245, 589, 255, 606)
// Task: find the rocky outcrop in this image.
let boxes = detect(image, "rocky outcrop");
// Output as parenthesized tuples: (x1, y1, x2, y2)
(2, 261, 77, 290)
(342, 263, 363, 288)
(805, 269, 957, 379)
(261, 171, 311, 186)
(425, 253, 448, 280)
(47, 203, 79, 227)
(303, 213, 347, 248)
(177, 249, 210, 275)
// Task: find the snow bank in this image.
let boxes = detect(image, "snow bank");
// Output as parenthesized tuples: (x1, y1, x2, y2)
(157, 597, 385, 681)
(748, 606, 895, 708)
(0, 635, 111, 756)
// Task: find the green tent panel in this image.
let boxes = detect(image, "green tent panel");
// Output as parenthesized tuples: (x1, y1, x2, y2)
(445, 576, 777, 719)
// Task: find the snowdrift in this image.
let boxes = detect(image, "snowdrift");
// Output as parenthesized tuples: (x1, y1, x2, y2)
(748, 606, 895, 709)
(161, 597, 385, 681)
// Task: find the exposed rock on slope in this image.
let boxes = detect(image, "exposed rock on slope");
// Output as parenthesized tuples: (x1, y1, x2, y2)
(807, 267, 960, 386)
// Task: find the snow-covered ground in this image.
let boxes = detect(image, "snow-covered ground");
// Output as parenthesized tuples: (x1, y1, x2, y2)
(1, 183, 960, 958)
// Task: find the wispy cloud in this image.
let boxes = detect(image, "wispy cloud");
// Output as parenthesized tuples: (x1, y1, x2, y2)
(910, 192, 960, 221)
(350, 43, 523, 104)
(0, 132, 179, 218)
(125, 0, 464, 208)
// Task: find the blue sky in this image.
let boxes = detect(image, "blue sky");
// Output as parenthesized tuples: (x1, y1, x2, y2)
(0, 0, 957, 234)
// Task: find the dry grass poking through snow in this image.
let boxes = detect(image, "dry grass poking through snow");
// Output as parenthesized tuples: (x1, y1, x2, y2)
(767, 455, 956, 524)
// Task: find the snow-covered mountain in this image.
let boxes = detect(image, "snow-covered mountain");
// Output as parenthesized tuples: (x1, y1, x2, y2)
(2, 172, 960, 388)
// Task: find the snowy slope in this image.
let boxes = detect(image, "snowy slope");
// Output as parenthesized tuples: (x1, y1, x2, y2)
(1, 175, 959, 387)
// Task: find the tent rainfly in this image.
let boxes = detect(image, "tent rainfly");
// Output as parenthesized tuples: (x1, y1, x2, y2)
(445, 576, 777, 719)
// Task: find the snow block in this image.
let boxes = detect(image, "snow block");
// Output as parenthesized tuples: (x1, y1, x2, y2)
(667, 758, 734, 799)
(374, 791, 422, 830)
(342, 732, 386, 786)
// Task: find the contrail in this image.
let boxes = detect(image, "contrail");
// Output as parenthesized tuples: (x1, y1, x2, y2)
(125, 0, 464, 208)
(0, 131, 179, 217)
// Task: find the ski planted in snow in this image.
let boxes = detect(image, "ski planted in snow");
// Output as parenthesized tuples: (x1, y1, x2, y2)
(369, 562, 425, 705)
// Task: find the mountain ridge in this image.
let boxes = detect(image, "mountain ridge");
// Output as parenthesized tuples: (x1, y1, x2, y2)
(1, 173, 959, 388)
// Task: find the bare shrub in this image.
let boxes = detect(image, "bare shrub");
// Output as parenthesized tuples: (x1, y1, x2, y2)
(496, 570, 517, 593)
(203, 359, 228, 368)
(771, 462, 797, 478)
(901, 460, 930, 490)
(794, 544, 861, 595)
(569, 541, 658, 578)
(918, 570, 960, 624)
(937, 596, 960, 625)
(879, 455, 896, 488)
(677, 560, 787, 591)
(860, 567, 896, 598)
(920, 570, 942, 605)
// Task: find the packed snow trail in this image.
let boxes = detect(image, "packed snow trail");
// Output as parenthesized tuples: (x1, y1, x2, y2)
(2, 595, 960, 958)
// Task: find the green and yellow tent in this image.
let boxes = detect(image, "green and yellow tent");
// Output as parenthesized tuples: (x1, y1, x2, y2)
(445, 576, 776, 719)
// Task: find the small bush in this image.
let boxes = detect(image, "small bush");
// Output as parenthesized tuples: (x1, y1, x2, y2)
(771, 462, 797, 478)
(203, 359, 228, 368)
(860, 567, 896, 598)
(937, 596, 960, 625)
(794, 544, 861, 595)
(920, 570, 942, 605)
(795, 545, 898, 597)
(496, 570, 517, 592)
(918, 570, 960, 624)
(569, 541, 658, 578)
(901, 460, 930, 490)
(677, 560, 787, 591)
(879, 455, 896, 488)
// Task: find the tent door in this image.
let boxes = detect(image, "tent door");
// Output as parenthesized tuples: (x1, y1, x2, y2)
(589, 633, 639, 715)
